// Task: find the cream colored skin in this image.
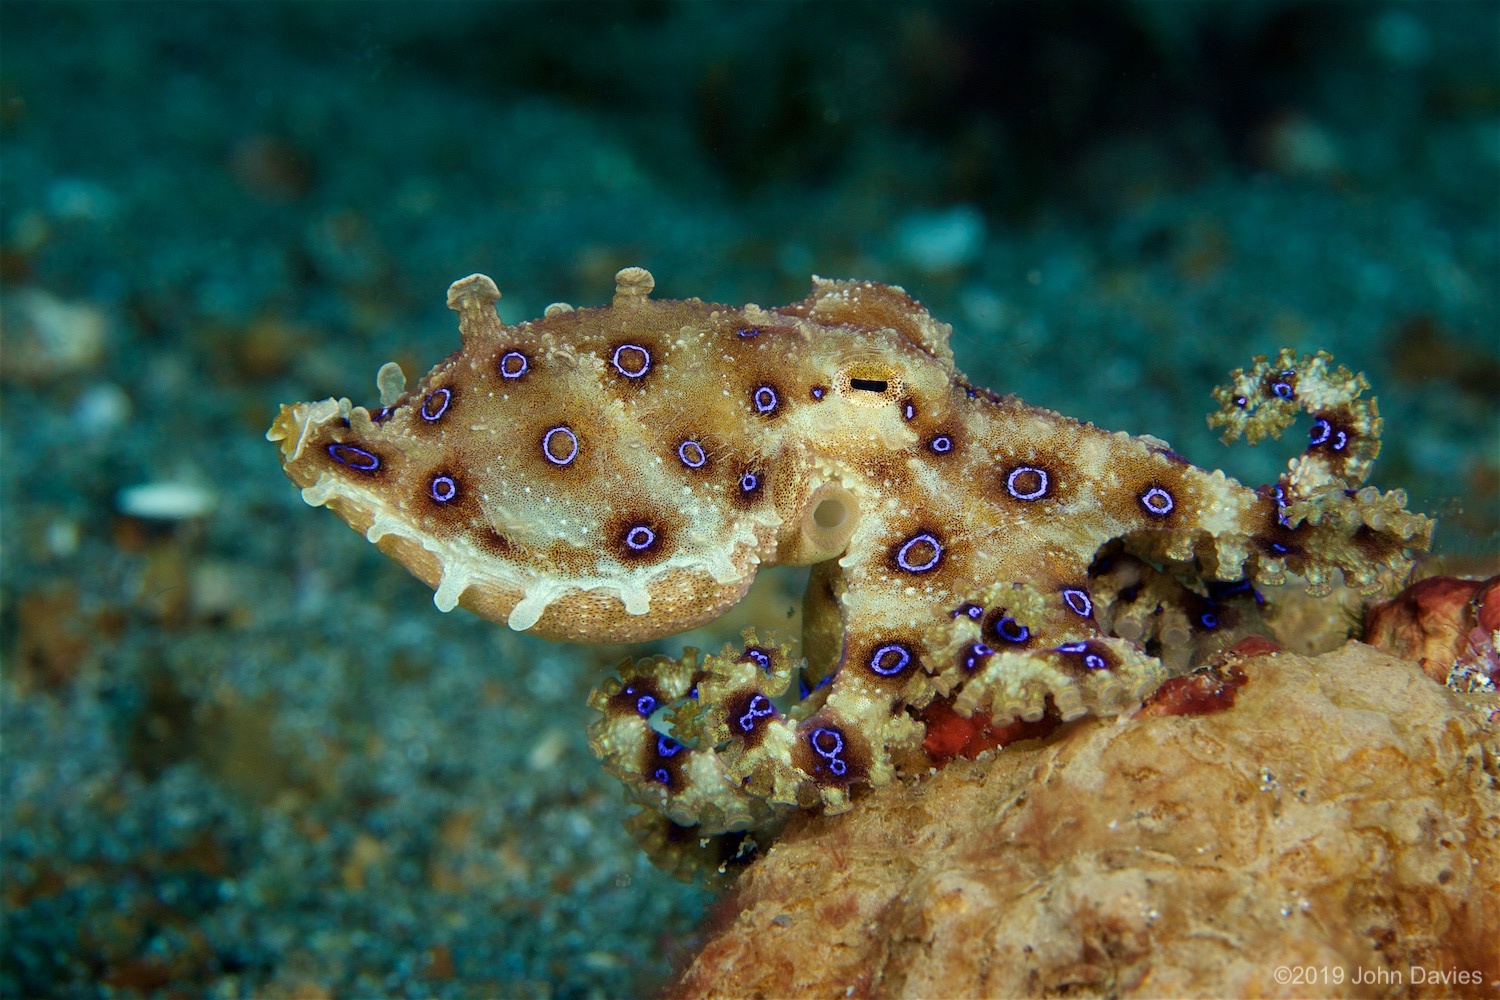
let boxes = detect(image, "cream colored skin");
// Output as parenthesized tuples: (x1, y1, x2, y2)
(270, 268, 1432, 832)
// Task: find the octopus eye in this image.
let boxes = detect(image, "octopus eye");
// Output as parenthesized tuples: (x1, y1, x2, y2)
(752, 386, 778, 414)
(421, 388, 452, 421)
(498, 351, 529, 378)
(1139, 486, 1174, 516)
(610, 344, 651, 378)
(541, 426, 579, 465)
(429, 475, 458, 503)
(327, 443, 380, 471)
(1005, 466, 1049, 501)
(677, 440, 707, 469)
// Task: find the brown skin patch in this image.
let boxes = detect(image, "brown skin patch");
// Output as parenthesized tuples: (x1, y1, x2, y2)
(983, 608, 1038, 650)
(492, 345, 535, 382)
(1052, 639, 1120, 680)
(747, 379, 788, 420)
(885, 528, 945, 577)
(792, 715, 870, 789)
(606, 678, 666, 720)
(849, 635, 923, 686)
(319, 431, 397, 484)
(639, 732, 689, 794)
(721, 689, 779, 748)
(601, 335, 664, 390)
(728, 462, 769, 509)
(921, 426, 962, 458)
(415, 467, 482, 532)
(603, 510, 675, 565)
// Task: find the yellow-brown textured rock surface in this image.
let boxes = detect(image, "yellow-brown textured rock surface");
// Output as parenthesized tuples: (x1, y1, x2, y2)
(673, 644, 1499, 999)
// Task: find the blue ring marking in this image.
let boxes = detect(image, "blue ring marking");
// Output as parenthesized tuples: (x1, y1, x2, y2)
(962, 643, 993, 671)
(811, 387, 826, 400)
(611, 344, 651, 378)
(739, 472, 759, 493)
(1199, 612, 1219, 629)
(1309, 419, 1332, 446)
(652, 768, 671, 784)
(738, 327, 760, 338)
(1061, 588, 1093, 617)
(430, 475, 458, 503)
(499, 351, 529, 378)
(542, 426, 579, 465)
(994, 617, 1030, 643)
(869, 644, 911, 677)
(656, 736, 683, 758)
(625, 526, 656, 551)
(1234, 395, 1249, 407)
(903, 402, 915, 421)
(744, 648, 772, 671)
(421, 388, 451, 421)
(1085, 653, 1108, 670)
(951, 602, 984, 620)
(371, 406, 392, 423)
(809, 727, 847, 775)
(930, 435, 953, 454)
(1272, 381, 1294, 399)
(677, 440, 707, 468)
(635, 694, 658, 716)
(1332, 430, 1347, 451)
(895, 533, 942, 573)
(328, 443, 380, 471)
(753, 386, 778, 414)
(1006, 466, 1049, 501)
(1139, 486, 1174, 516)
(737, 694, 775, 733)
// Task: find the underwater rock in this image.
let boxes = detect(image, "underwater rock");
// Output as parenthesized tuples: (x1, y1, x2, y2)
(1366, 574, 1499, 693)
(672, 644, 1499, 999)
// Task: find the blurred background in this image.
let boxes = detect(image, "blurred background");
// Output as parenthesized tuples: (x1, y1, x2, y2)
(2, 2, 1495, 996)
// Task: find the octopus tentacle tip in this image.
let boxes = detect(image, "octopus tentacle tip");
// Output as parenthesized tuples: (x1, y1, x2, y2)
(271, 269, 1434, 876)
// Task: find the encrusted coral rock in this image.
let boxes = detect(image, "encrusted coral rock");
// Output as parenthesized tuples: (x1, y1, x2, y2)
(1367, 574, 1499, 692)
(672, 645, 1499, 999)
